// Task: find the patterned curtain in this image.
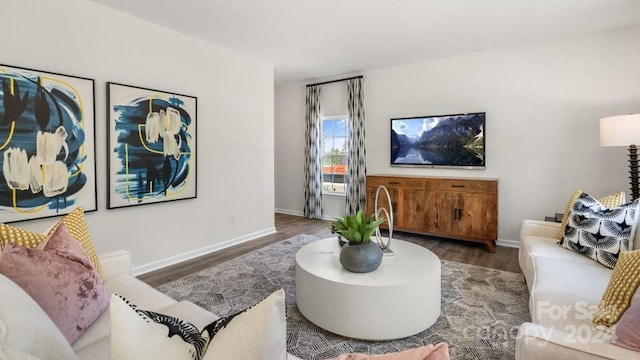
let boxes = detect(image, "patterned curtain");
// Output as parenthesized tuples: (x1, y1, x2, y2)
(303, 85, 323, 219)
(345, 78, 367, 216)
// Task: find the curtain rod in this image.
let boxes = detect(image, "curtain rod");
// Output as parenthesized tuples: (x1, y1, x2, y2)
(306, 75, 363, 87)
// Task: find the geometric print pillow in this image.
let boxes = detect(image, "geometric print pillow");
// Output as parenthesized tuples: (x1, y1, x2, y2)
(593, 250, 640, 327)
(110, 294, 212, 360)
(110, 289, 286, 360)
(559, 192, 640, 269)
(555, 189, 626, 240)
(202, 289, 286, 360)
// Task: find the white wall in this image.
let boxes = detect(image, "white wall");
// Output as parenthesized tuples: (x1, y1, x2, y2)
(275, 25, 640, 243)
(2, 0, 275, 273)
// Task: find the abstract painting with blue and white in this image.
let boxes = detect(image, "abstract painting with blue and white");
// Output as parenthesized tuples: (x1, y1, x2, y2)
(0, 64, 96, 223)
(107, 82, 197, 209)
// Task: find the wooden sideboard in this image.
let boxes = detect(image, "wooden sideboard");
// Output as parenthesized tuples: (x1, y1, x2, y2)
(366, 174, 498, 252)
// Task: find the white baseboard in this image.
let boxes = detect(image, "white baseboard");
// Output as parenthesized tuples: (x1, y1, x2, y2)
(275, 208, 303, 216)
(275, 208, 335, 221)
(497, 238, 519, 248)
(133, 227, 277, 276)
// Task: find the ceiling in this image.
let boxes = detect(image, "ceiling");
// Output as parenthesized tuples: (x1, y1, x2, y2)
(88, 0, 640, 85)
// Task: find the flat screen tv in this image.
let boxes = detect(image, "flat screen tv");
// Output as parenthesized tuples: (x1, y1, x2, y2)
(390, 112, 485, 169)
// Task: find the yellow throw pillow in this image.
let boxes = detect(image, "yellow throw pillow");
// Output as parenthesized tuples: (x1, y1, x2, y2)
(556, 189, 625, 240)
(593, 250, 640, 327)
(0, 207, 103, 280)
(0, 224, 45, 249)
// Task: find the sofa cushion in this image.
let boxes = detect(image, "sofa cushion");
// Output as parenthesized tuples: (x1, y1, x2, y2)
(593, 250, 640, 327)
(75, 336, 110, 360)
(0, 222, 109, 344)
(0, 274, 75, 359)
(72, 305, 112, 355)
(0, 207, 103, 280)
(529, 256, 611, 329)
(559, 192, 639, 269)
(519, 234, 597, 291)
(611, 287, 640, 352)
(516, 322, 639, 360)
(556, 189, 625, 240)
(102, 273, 177, 310)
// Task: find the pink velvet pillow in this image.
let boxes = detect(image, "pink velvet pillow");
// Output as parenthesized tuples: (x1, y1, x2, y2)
(611, 289, 640, 351)
(0, 223, 109, 344)
(331, 343, 450, 360)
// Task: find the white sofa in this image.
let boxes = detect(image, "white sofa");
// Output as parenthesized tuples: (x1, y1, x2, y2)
(0, 250, 302, 360)
(516, 220, 640, 360)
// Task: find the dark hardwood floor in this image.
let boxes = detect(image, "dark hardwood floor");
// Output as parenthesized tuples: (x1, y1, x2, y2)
(138, 213, 521, 287)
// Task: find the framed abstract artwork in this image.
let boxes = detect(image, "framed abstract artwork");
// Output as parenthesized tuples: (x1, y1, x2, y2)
(0, 64, 96, 223)
(107, 82, 197, 209)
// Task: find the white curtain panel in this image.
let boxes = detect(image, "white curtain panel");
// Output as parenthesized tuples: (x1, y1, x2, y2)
(346, 78, 367, 216)
(303, 85, 323, 219)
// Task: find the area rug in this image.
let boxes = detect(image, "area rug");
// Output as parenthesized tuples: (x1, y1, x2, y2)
(157, 234, 530, 360)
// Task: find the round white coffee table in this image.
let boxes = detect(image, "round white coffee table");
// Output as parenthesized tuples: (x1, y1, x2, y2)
(295, 237, 441, 340)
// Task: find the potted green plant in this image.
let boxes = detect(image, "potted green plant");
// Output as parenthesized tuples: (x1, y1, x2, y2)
(330, 210, 385, 273)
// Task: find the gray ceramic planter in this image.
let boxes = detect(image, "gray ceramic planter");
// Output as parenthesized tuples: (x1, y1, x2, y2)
(339, 241, 383, 273)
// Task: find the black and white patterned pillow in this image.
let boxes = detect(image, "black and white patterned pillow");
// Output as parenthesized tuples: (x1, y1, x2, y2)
(202, 289, 287, 359)
(559, 192, 640, 269)
(110, 289, 286, 360)
(110, 294, 211, 360)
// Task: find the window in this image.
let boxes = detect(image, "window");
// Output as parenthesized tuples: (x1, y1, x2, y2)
(322, 116, 348, 194)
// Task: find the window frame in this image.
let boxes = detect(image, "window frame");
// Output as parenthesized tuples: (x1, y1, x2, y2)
(321, 115, 349, 196)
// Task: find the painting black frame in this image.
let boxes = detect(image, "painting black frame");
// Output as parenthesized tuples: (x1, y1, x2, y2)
(106, 82, 197, 209)
(0, 63, 97, 223)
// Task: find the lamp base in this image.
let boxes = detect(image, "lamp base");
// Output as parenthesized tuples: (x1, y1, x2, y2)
(628, 144, 639, 201)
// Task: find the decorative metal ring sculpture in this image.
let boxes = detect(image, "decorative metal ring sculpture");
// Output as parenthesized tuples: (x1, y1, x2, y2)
(374, 185, 393, 252)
